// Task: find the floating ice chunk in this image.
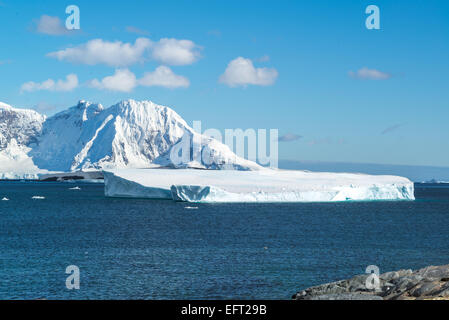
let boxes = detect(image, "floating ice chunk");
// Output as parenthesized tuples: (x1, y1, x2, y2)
(31, 196, 45, 200)
(104, 168, 415, 203)
(184, 206, 199, 210)
(69, 186, 81, 190)
(2, 197, 9, 201)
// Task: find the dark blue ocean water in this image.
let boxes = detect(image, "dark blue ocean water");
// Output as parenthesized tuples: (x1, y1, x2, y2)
(0, 182, 448, 300)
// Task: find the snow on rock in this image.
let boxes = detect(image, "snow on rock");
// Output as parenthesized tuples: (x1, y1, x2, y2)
(104, 168, 415, 203)
(0, 99, 260, 179)
(0, 102, 48, 179)
(38, 171, 103, 182)
(29, 100, 106, 171)
(29, 99, 260, 171)
(0, 102, 45, 148)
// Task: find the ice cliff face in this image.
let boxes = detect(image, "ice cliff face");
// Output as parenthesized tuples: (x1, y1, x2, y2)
(0, 99, 260, 176)
(104, 169, 415, 203)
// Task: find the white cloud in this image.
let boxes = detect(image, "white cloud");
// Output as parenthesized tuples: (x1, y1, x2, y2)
(21, 74, 78, 93)
(89, 67, 189, 92)
(89, 69, 137, 92)
(47, 37, 202, 67)
(35, 15, 69, 35)
(349, 67, 391, 80)
(47, 38, 152, 67)
(219, 57, 278, 87)
(139, 66, 190, 88)
(151, 38, 201, 66)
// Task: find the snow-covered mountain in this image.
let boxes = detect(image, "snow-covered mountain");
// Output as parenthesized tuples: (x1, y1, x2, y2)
(0, 99, 260, 178)
(0, 102, 47, 179)
(0, 102, 45, 148)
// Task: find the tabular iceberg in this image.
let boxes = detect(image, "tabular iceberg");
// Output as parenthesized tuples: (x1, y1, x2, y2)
(104, 169, 415, 203)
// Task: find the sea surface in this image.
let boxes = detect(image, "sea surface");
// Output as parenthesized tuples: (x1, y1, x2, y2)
(0, 182, 448, 299)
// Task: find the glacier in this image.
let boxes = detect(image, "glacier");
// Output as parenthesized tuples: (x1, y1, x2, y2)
(104, 169, 415, 203)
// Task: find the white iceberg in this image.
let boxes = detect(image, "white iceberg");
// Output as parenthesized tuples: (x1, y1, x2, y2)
(104, 169, 415, 203)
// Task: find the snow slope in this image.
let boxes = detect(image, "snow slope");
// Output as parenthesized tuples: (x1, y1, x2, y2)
(0, 99, 260, 178)
(104, 168, 415, 203)
(0, 102, 45, 148)
(0, 139, 48, 179)
(0, 102, 47, 179)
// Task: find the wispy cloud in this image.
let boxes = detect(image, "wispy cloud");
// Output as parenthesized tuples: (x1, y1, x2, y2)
(257, 55, 270, 62)
(34, 15, 70, 36)
(207, 30, 221, 37)
(21, 74, 78, 93)
(125, 26, 150, 36)
(279, 133, 302, 142)
(219, 57, 278, 87)
(349, 67, 391, 80)
(381, 123, 405, 135)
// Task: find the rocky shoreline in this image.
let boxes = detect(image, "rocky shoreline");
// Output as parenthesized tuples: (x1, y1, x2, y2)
(293, 264, 449, 300)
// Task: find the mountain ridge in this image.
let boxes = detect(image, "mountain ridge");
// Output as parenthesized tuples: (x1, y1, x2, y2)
(0, 99, 261, 178)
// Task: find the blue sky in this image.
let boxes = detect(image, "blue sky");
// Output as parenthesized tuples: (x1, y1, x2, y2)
(0, 0, 448, 167)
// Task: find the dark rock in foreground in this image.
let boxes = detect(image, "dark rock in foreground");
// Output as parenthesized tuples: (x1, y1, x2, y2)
(293, 264, 449, 300)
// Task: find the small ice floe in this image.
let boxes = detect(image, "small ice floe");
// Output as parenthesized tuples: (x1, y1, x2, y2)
(69, 186, 81, 190)
(1, 197, 9, 201)
(32, 196, 46, 200)
(184, 206, 199, 210)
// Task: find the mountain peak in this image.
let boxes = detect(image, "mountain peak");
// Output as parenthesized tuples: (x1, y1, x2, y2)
(77, 99, 104, 111)
(0, 102, 44, 119)
(111, 99, 175, 122)
(48, 100, 105, 122)
(0, 102, 13, 110)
